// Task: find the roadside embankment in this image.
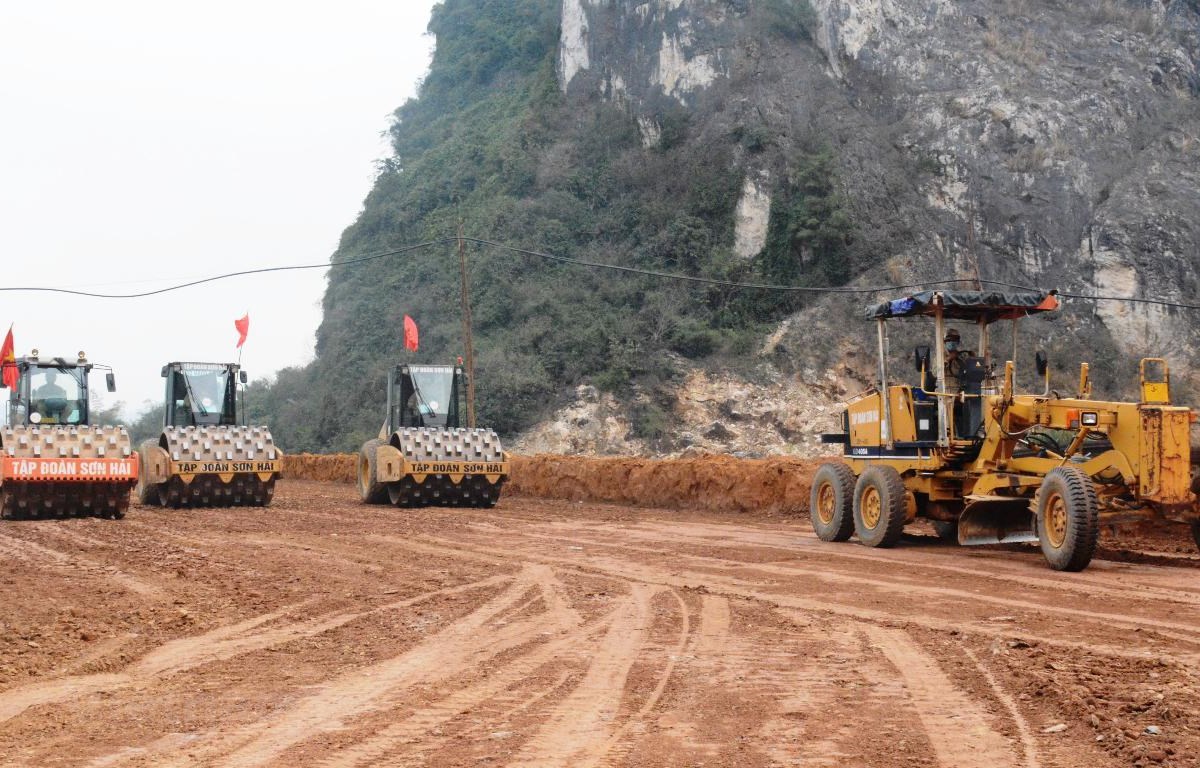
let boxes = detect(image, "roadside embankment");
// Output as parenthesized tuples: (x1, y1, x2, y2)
(283, 453, 822, 515)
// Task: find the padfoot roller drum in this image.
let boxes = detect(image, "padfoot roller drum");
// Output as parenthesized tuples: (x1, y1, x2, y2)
(360, 427, 508, 508)
(138, 425, 282, 508)
(0, 425, 138, 520)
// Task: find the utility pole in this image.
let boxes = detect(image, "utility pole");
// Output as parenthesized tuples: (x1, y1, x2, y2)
(966, 197, 983, 290)
(457, 222, 477, 428)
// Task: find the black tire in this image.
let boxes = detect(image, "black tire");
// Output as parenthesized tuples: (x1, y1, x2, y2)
(1189, 520, 1200, 553)
(853, 465, 907, 548)
(255, 478, 276, 507)
(931, 519, 958, 542)
(810, 463, 856, 542)
(1, 491, 21, 520)
(387, 479, 412, 507)
(137, 480, 162, 507)
(357, 439, 390, 504)
(1036, 466, 1099, 572)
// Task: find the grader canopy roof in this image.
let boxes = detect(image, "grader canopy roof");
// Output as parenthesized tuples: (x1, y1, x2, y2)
(866, 290, 1059, 321)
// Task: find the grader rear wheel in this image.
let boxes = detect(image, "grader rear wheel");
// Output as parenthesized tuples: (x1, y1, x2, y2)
(810, 462, 856, 542)
(853, 465, 907, 548)
(1190, 520, 1200, 553)
(1036, 467, 1099, 572)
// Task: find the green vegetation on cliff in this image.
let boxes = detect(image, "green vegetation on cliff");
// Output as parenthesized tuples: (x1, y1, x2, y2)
(251, 0, 855, 452)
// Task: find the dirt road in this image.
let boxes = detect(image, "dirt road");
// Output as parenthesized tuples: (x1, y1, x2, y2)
(0, 480, 1197, 767)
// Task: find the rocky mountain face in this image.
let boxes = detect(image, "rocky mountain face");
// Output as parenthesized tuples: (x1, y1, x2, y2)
(513, 0, 1200, 456)
(258, 0, 1200, 456)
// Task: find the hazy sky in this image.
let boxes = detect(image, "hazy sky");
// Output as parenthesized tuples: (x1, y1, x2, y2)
(0, 1, 437, 420)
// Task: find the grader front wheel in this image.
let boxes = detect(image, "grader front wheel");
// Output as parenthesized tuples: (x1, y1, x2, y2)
(810, 463, 856, 542)
(1036, 467, 1099, 572)
(853, 465, 907, 548)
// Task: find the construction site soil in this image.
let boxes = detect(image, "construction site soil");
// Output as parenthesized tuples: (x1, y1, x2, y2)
(1, 456, 1198, 767)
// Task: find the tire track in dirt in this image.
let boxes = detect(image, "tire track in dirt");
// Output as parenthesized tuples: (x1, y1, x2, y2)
(178, 566, 570, 767)
(693, 594, 732, 659)
(508, 584, 658, 768)
(52, 635, 136, 678)
(314, 571, 600, 768)
(0, 532, 165, 600)
(0, 577, 508, 727)
(645, 594, 732, 761)
(962, 646, 1041, 768)
(863, 625, 1022, 768)
(106, 522, 263, 576)
(397, 534, 1200, 664)
(755, 622, 873, 767)
(597, 589, 690, 767)
(0, 606, 302, 724)
(466, 525, 1200, 645)
(633, 520, 1200, 601)
(649, 602, 885, 766)
(29, 525, 114, 550)
(581, 521, 1200, 608)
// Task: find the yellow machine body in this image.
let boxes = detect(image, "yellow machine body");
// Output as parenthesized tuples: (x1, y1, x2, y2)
(815, 290, 1200, 570)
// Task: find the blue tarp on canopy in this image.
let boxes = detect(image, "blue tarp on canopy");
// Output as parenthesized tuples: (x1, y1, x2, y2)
(866, 290, 1058, 321)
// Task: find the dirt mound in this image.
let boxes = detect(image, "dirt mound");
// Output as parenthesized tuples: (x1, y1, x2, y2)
(285, 453, 356, 484)
(508, 454, 823, 515)
(280, 454, 1200, 555)
(284, 452, 824, 516)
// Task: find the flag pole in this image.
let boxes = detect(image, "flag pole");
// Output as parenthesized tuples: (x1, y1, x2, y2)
(237, 311, 247, 366)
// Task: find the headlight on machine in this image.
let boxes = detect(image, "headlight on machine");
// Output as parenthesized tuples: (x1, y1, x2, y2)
(1080, 411, 1099, 427)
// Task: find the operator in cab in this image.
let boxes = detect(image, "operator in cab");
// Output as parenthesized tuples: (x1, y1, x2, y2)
(943, 329, 974, 392)
(32, 369, 70, 423)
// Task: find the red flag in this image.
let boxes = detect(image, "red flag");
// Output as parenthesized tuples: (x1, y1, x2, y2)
(403, 315, 419, 352)
(0, 326, 15, 390)
(234, 314, 250, 348)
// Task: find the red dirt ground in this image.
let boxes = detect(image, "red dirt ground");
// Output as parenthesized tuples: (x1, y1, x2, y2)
(0, 473, 1197, 766)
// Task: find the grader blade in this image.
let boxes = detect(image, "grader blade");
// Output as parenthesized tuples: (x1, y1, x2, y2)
(958, 496, 1038, 545)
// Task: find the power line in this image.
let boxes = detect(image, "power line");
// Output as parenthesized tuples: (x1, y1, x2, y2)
(468, 238, 1200, 311)
(462, 238, 978, 294)
(0, 241, 448, 299)
(975, 278, 1200, 311)
(2, 235, 1198, 312)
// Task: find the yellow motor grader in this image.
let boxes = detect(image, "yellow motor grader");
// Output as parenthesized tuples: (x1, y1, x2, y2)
(137, 362, 282, 508)
(357, 363, 508, 508)
(1, 351, 138, 519)
(813, 289, 1199, 571)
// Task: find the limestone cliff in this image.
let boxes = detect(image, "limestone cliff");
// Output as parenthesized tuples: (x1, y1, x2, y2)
(261, 0, 1200, 456)
(514, 0, 1200, 456)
